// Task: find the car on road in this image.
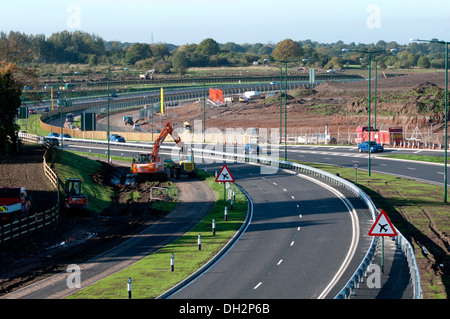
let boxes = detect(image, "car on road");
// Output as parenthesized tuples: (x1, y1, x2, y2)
(43, 137, 60, 147)
(49, 132, 60, 138)
(358, 141, 384, 153)
(61, 134, 72, 139)
(43, 107, 50, 112)
(244, 143, 260, 155)
(28, 108, 37, 114)
(109, 134, 126, 143)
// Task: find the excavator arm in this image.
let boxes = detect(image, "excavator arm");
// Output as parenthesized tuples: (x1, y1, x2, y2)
(151, 122, 184, 162)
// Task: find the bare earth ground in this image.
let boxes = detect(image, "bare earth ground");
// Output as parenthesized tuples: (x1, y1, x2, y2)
(0, 144, 171, 296)
(1, 71, 449, 298)
(104, 72, 449, 145)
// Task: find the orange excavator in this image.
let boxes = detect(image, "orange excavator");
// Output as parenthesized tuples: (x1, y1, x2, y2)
(131, 122, 184, 182)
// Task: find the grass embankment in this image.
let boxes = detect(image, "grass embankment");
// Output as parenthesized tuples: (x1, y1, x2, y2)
(296, 160, 450, 299)
(47, 148, 115, 214)
(68, 170, 248, 299)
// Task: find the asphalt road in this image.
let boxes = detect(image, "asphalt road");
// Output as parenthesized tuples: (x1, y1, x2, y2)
(31, 141, 436, 299)
(168, 161, 373, 299)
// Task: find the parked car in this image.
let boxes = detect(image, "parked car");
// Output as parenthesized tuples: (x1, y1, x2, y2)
(109, 134, 126, 143)
(358, 141, 384, 153)
(28, 108, 37, 114)
(43, 107, 50, 112)
(48, 132, 60, 138)
(61, 134, 72, 139)
(43, 137, 60, 147)
(244, 143, 260, 155)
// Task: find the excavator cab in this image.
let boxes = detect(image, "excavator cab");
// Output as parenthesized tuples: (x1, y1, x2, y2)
(64, 178, 88, 212)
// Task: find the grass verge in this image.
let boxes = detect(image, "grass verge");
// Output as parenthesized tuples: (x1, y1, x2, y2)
(67, 170, 248, 299)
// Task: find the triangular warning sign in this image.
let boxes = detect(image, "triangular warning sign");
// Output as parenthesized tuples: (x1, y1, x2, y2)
(368, 210, 398, 237)
(215, 165, 235, 183)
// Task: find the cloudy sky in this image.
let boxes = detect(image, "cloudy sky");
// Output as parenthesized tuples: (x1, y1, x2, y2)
(1, 0, 449, 45)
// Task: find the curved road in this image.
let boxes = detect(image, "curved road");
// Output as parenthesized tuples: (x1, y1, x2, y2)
(167, 161, 373, 299)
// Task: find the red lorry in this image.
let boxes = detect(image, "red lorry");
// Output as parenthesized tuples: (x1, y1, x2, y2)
(355, 126, 403, 146)
(0, 187, 31, 222)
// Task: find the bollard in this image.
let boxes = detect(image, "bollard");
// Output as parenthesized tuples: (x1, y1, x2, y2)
(230, 198, 234, 210)
(128, 278, 132, 299)
(212, 219, 216, 236)
(171, 253, 174, 272)
(198, 234, 202, 250)
(224, 206, 228, 221)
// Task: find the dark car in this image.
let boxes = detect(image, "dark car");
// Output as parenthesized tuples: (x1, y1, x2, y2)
(109, 134, 126, 143)
(62, 134, 72, 139)
(358, 141, 384, 153)
(244, 143, 260, 155)
(43, 137, 60, 147)
(43, 107, 50, 112)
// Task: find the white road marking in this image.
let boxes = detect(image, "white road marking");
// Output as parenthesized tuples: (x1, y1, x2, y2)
(254, 282, 262, 289)
(291, 241, 295, 246)
(277, 260, 283, 266)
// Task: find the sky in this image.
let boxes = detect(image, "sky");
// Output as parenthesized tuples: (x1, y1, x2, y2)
(1, 0, 450, 45)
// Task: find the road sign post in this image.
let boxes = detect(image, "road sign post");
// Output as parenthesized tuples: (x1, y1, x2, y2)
(353, 163, 359, 184)
(215, 165, 235, 219)
(368, 210, 398, 272)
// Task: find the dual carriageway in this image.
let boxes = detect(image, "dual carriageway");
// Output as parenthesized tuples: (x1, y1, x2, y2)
(11, 82, 429, 299)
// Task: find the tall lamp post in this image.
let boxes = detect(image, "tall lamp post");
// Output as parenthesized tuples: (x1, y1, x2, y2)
(341, 48, 398, 176)
(411, 38, 448, 203)
(281, 59, 308, 161)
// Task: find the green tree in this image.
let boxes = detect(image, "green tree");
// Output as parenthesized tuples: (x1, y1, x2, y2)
(196, 38, 220, 56)
(272, 39, 303, 62)
(124, 43, 152, 65)
(172, 50, 188, 75)
(417, 56, 431, 69)
(0, 63, 22, 153)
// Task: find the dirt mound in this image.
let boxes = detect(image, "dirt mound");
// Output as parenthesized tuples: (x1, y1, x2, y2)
(410, 81, 442, 94)
(314, 81, 345, 92)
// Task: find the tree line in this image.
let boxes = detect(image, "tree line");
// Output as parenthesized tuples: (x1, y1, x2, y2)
(1, 31, 449, 75)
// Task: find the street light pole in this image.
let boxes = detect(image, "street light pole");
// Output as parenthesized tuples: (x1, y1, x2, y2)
(107, 69, 110, 164)
(342, 48, 398, 177)
(411, 38, 448, 203)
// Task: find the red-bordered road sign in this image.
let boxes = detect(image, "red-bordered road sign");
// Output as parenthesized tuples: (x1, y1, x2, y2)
(368, 210, 398, 237)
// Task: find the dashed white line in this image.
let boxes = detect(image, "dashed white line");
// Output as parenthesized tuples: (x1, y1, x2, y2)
(291, 196, 295, 199)
(254, 282, 262, 290)
(297, 227, 301, 231)
(283, 189, 287, 192)
(273, 182, 277, 186)
(277, 259, 283, 266)
(290, 241, 295, 246)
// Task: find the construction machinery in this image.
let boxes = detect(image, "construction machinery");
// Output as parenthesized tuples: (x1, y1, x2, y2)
(139, 69, 155, 80)
(168, 149, 198, 179)
(0, 187, 31, 222)
(132, 122, 184, 182)
(64, 178, 88, 212)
